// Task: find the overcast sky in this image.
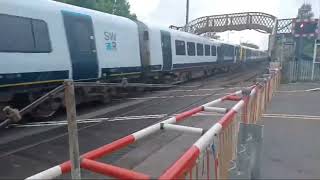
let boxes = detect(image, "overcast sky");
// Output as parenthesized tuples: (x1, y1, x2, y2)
(128, 0, 320, 50)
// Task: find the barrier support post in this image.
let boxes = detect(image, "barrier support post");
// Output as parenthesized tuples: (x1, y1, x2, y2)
(250, 123, 263, 179)
(233, 123, 263, 179)
(64, 80, 81, 179)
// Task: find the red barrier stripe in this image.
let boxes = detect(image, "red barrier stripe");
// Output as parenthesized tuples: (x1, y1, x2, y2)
(159, 145, 200, 180)
(59, 135, 135, 174)
(175, 106, 204, 122)
(222, 95, 242, 101)
(83, 135, 135, 160)
(217, 110, 237, 129)
(81, 158, 150, 180)
(60, 161, 71, 174)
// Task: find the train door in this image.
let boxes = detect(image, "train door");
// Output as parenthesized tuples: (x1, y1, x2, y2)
(62, 11, 98, 80)
(242, 48, 246, 62)
(160, 30, 172, 71)
(217, 46, 223, 62)
(136, 21, 150, 73)
(235, 47, 240, 62)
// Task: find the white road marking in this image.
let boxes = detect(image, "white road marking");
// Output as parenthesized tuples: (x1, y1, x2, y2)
(161, 88, 225, 92)
(276, 87, 320, 93)
(12, 114, 168, 128)
(263, 113, 320, 120)
(126, 93, 228, 100)
(16, 111, 319, 128)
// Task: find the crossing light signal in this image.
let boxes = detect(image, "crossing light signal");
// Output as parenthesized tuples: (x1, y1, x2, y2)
(294, 21, 317, 34)
(292, 19, 319, 37)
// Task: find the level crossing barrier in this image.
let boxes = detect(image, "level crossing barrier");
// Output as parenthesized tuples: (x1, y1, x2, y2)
(26, 66, 281, 180)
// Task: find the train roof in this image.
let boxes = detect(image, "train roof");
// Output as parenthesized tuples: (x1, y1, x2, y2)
(1, 0, 137, 27)
(6, 0, 266, 53)
(144, 22, 222, 45)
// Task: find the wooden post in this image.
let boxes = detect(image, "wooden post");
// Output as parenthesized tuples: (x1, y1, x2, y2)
(64, 80, 81, 179)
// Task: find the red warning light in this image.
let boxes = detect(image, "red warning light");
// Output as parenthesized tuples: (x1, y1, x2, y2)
(292, 19, 318, 37)
(300, 23, 304, 28)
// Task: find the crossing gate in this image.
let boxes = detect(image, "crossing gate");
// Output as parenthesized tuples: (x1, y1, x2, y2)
(26, 66, 281, 180)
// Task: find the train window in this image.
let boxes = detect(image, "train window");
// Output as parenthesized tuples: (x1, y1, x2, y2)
(205, 45, 210, 56)
(175, 40, 186, 55)
(0, 14, 51, 53)
(187, 42, 195, 56)
(225, 45, 234, 57)
(197, 43, 203, 56)
(211, 45, 216, 56)
(32, 20, 52, 52)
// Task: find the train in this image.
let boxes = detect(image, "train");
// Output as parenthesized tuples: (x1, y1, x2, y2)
(0, 0, 268, 120)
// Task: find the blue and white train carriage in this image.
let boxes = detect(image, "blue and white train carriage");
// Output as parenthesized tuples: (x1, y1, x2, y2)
(0, 0, 268, 119)
(0, 0, 142, 87)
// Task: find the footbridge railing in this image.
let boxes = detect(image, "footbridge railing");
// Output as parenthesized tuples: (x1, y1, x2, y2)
(26, 63, 281, 180)
(170, 12, 277, 35)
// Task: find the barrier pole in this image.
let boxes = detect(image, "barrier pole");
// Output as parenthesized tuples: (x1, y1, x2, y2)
(64, 80, 81, 179)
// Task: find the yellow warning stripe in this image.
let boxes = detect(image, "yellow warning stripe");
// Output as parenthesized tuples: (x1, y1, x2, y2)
(109, 72, 141, 77)
(1, 72, 142, 88)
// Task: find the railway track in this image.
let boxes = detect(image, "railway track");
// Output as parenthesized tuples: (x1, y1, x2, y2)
(0, 62, 267, 179)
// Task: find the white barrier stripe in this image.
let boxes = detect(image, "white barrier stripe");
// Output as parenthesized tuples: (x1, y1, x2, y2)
(132, 117, 176, 140)
(204, 107, 228, 114)
(231, 100, 245, 113)
(203, 98, 222, 107)
(194, 123, 222, 151)
(25, 165, 62, 180)
(196, 112, 221, 116)
(162, 124, 203, 135)
(132, 124, 161, 140)
(234, 90, 242, 96)
(250, 88, 257, 97)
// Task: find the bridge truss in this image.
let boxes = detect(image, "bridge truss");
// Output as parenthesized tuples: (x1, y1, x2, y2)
(170, 12, 277, 35)
(169, 12, 298, 58)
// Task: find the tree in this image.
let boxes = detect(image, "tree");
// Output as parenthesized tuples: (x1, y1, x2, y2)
(241, 42, 259, 49)
(55, 0, 137, 20)
(297, 3, 314, 19)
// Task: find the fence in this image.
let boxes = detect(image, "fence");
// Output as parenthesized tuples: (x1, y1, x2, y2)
(282, 60, 320, 82)
(26, 65, 281, 180)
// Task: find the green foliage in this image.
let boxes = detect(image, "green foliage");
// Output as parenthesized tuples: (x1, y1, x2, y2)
(297, 3, 314, 19)
(55, 0, 137, 20)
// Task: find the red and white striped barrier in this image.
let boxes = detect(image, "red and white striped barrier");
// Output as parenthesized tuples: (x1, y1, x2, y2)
(25, 92, 242, 179)
(159, 87, 258, 180)
(26, 68, 281, 180)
